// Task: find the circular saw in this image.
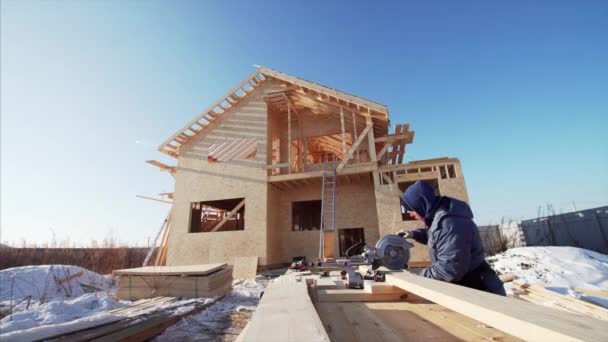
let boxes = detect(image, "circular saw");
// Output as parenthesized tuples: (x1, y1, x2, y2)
(333, 234, 415, 289)
(372, 234, 415, 270)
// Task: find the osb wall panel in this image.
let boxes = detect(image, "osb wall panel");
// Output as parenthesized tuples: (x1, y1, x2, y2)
(167, 80, 285, 267)
(266, 177, 380, 264)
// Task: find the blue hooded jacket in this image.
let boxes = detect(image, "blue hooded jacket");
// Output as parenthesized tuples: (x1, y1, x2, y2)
(401, 181, 505, 295)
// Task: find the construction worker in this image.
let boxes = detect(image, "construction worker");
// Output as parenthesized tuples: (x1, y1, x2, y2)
(399, 180, 506, 296)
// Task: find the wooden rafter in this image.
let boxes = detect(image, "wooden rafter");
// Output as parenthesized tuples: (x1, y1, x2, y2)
(146, 160, 176, 174)
(159, 67, 390, 158)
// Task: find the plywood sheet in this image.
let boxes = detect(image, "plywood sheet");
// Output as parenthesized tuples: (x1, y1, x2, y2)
(113, 263, 226, 276)
(233, 256, 258, 280)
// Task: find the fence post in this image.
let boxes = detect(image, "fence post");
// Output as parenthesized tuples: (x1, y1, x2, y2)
(545, 218, 556, 246)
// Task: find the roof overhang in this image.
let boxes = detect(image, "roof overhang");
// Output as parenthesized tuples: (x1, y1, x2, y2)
(158, 66, 390, 158)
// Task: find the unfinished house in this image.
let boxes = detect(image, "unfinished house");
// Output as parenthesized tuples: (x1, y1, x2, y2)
(148, 67, 469, 268)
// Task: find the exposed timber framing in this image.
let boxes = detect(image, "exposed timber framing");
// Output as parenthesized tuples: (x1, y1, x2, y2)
(335, 122, 373, 173)
(209, 199, 246, 232)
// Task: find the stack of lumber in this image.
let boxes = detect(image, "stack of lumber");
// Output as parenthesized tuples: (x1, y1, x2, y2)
(113, 263, 232, 300)
(512, 280, 608, 321)
(1, 297, 217, 342)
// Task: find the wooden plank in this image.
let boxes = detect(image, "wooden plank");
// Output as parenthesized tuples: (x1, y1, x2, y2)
(210, 199, 245, 232)
(513, 282, 608, 321)
(91, 300, 219, 342)
(145, 160, 176, 173)
(233, 256, 258, 280)
(338, 302, 403, 342)
(376, 142, 391, 160)
(241, 278, 330, 341)
(577, 288, 608, 299)
(374, 132, 415, 143)
(136, 195, 173, 204)
(368, 301, 521, 342)
(113, 263, 226, 276)
(314, 303, 359, 342)
(317, 289, 407, 302)
(335, 123, 373, 173)
(386, 271, 608, 341)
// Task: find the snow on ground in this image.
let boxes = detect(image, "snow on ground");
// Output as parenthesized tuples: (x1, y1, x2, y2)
(154, 277, 267, 342)
(487, 246, 608, 306)
(0, 265, 123, 335)
(0, 265, 113, 304)
(0, 292, 127, 335)
(0, 264, 269, 341)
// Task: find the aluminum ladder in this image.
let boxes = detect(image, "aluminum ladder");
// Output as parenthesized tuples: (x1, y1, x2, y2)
(319, 154, 337, 259)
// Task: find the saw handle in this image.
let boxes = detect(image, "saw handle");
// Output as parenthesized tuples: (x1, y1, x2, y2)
(345, 241, 367, 257)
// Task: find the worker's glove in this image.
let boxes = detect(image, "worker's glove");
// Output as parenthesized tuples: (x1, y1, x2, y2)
(397, 230, 413, 239)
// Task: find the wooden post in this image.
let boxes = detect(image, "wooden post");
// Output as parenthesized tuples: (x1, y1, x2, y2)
(288, 103, 292, 174)
(340, 107, 347, 160)
(366, 116, 380, 186)
(352, 110, 359, 162)
(298, 118, 303, 172)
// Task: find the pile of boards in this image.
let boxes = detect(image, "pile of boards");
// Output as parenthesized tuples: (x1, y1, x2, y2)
(113, 263, 232, 300)
(511, 280, 608, 321)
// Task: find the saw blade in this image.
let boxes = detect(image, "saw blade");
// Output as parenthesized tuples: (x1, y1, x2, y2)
(375, 234, 414, 270)
(381, 245, 410, 270)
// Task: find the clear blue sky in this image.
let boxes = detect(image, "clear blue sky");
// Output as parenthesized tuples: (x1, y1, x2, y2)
(1, 1, 607, 246)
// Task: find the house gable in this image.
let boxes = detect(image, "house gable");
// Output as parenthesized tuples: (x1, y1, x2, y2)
(159, 66, 390, 158)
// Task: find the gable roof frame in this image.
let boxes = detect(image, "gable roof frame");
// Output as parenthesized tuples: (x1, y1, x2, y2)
(158, 66, 390, 158)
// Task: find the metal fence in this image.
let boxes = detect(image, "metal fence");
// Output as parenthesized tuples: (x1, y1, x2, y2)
(520, 206, 608, 254)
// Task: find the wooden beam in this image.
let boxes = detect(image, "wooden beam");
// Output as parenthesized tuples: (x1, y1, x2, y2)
(340, 107, 347, 158)
(335, 123, 373, 173)
(146, 160, 176, 174)
(136, 195, 173, 204)
(375, 132, 415, 143)
(288, 103, 292, 174)
(352, 110, 360, 162)
(376, 143, 391, 160)
(209, 199, 245, 232)
(386, 271, 608, 341)
(265, 162, 290, 169)
(366, 116, 380, 186)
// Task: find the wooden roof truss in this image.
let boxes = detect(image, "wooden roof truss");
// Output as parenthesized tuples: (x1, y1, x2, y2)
(158, 66, 390, 158)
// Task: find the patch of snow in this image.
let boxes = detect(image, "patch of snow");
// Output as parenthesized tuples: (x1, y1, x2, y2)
(487, 246, 608, 306)
(154, 277, 267, 341)
(0, 265, 119, 337)
(0, 265, 112, 305)
(0, 293, 127, 336)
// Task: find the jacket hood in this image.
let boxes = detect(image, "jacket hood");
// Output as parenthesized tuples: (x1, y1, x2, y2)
(439, 197, 474, 220)
(401, 181, 439, 222)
